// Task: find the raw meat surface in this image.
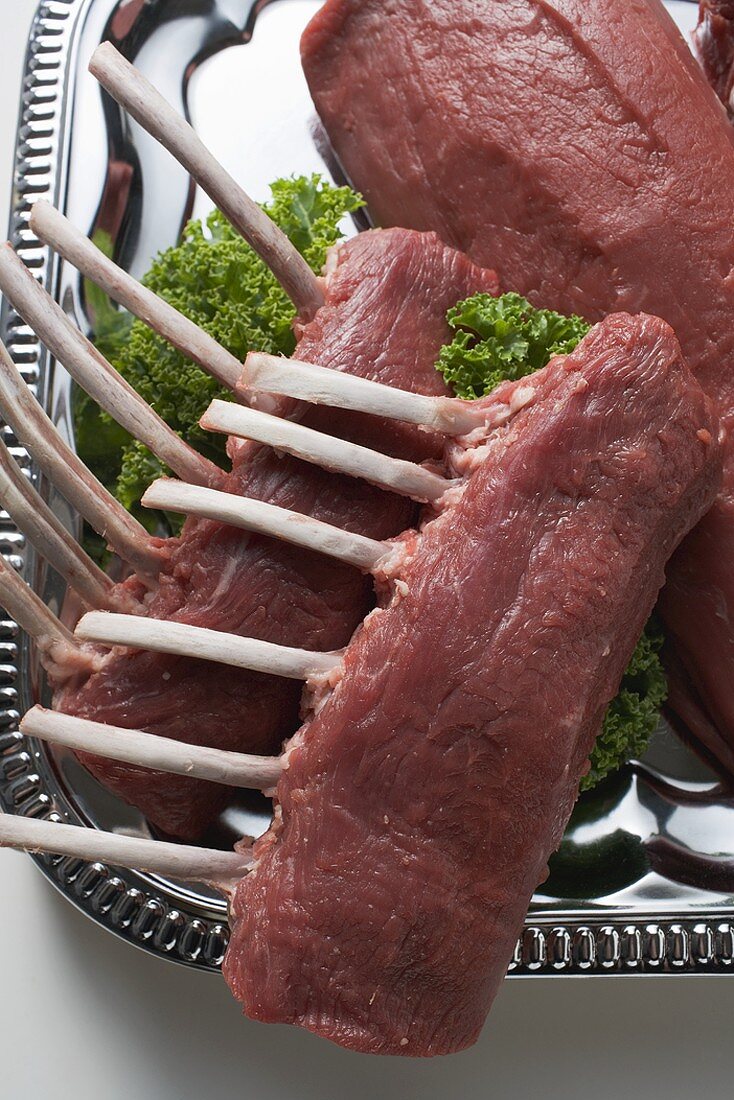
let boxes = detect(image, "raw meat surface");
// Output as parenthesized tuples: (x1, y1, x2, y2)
(695, 1, 734, 117)
(56, 228, 498, 838)
(302, 0, 734, 772)
(225, 314, 721, 1055)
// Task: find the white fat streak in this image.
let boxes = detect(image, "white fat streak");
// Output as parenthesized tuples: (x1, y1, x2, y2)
(322, 241, 344, 280)
(510, 385, 536, 414)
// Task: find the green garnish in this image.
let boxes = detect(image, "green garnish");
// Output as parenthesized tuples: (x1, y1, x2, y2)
(437, 291, 667, 790)
(437, 291, 590, 399)
(582, 623, 667, 791)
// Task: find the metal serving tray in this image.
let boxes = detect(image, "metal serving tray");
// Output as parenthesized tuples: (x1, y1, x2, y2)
(3, 0, 732, 977)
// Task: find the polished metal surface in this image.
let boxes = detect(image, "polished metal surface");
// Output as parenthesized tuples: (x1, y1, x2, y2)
(3, 0, 733, 976)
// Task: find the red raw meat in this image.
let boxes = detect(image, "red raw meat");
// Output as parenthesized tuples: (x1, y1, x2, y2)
(301, 0, 734, 775)
(224, 313, 721, 1055)
(694, 1, 734, 117)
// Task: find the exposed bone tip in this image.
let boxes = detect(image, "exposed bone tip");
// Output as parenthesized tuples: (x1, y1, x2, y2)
(87, 42, 322, 317)
(74, 610, 341, 681)
(75, 610, 108, 641)
(28, 199, 51, 231)
(142, 477, 388, 572)
(243, 351, 479, 435)
(89, 41, 116, 73)
(202, 399, 449, 503)
(19, 704, 45, 734)
(140, 477, 175, 508)
(0, 810, 251, 886)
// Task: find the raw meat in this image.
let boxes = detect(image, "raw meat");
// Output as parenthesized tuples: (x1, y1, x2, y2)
(695, 1, 734, 117)
(224, 313, 721, 1055)
(302, 0, 734, 774)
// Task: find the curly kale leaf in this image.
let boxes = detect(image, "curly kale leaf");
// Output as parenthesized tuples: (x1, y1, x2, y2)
(581, 623, 668, 791)
(266, 174, 365, 271)
(437, 291, 590, 399)
(437, 292, 667, 790)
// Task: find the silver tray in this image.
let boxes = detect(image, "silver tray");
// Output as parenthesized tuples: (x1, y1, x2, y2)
(3, 0, 733, 978)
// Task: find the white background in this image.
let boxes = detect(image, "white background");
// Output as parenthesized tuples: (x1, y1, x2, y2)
(0, 3, 732, 1098)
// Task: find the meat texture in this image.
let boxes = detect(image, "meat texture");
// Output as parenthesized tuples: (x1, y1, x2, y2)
(224, 314, 721, 1055)
(57, 228, 498, 839)
(695, 1, 734, 117)
(302, 0, 734, 775)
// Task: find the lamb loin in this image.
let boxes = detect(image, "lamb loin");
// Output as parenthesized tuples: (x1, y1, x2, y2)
(301, 0, 734, 776)
(224, 313, 721, 1055)
(56, 228, 498, 839)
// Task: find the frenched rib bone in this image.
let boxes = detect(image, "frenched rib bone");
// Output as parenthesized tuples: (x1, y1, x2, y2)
(0, 439, 119, 612)
(0, 247, 224, 491)
(29, 202, 246, 393)
(0, 812, 251, 888)
(89, 43, 324, 320)
(0, 341, 160, 577)
(20, 707, 283, 792)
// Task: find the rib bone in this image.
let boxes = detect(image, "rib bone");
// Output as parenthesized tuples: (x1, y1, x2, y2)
(21, 706, 283, 790)
(89, 43, 323, 319)
(0, 246, 223, 489)
(0, 555, 92, 671)
(201, 400, 450, 503)
(0, 340, 161, 577)
(0, 813, 251, 887)
(75, 611, 342, 680)
(142, 478, 388, 572)
(245, 351, 484, 435)
(0, 440, 118, 610)
(30, 201, 246, 393)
